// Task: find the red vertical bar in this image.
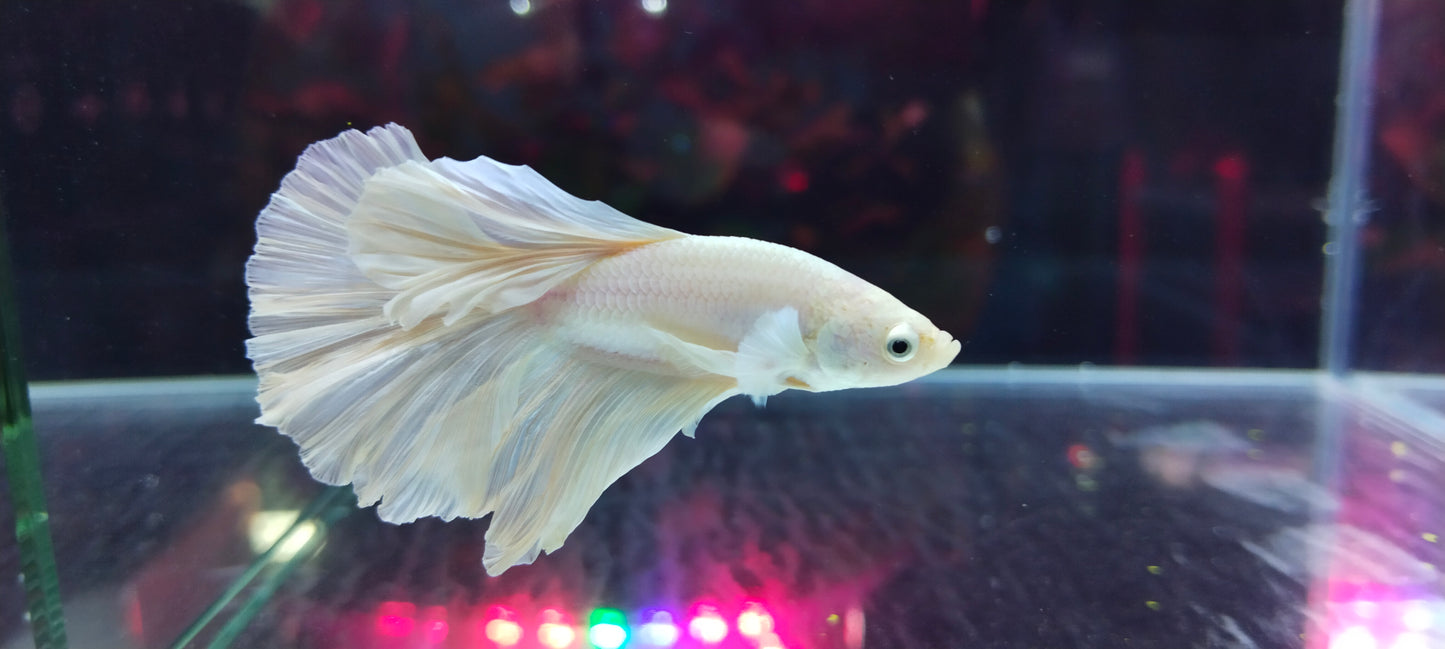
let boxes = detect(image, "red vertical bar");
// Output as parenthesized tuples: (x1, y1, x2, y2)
(1114, 149, 1146, 364)
(1212, 153, 1248, 365)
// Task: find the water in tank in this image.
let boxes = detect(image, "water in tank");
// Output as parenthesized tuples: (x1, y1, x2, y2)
(2, 1, 1443, 649)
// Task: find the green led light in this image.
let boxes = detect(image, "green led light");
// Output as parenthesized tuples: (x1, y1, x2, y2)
(590, 608, 627, 626)
(588, 609, 628, 649)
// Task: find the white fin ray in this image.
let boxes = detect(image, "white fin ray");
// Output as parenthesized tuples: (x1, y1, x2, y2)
(479, 356, 737, 573)
(639, 328, 738, 437)
(257, 283, 741, 577)
(270, 312, 736, 573)
(246, 123, 738, 577)
(348, 156, 684, 328)
(258, 314, 534, 503)
(246, 124, 425, 372)
(735, 306, 811, 406)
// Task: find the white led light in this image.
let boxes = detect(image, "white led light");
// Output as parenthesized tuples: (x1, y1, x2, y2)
(589, 623, 627, 649)
(1330, 626, 1377, 649)
(1390, 632, 1428, 649)
(1402, 600, 1437, 631)
(248, 510, 320, 561)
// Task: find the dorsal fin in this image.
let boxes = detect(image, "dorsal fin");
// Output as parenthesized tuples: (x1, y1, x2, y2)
(348, 155, 685, 328)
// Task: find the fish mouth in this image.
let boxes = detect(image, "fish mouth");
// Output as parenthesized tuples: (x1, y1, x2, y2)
(945, 336, 962, 363)
(924, 331, 962, 371)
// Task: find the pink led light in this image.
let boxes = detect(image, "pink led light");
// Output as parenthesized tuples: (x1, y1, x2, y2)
(485, 619, 522, 646)
(688, 606, 728, 644)
(737, 602, 774, 638)
(425, 619, 449, 644)
(375, 601, 416, 638)
(482, 607, 522, 647)
(540, 623, 575, 648)
(423, 606, 448, 644)
(537, 608, 575, 648)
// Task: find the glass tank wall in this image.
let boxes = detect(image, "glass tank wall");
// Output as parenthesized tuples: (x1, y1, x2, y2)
(1, 1, 1443, 649)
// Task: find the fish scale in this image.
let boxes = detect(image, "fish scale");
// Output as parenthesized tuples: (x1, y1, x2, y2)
(557, 236, 859, 345)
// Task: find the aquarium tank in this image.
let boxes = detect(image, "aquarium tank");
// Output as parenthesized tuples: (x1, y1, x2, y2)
(2, 0, 1444, 648)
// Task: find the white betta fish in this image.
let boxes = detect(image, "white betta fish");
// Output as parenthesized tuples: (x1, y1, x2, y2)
(245, 124, 960, 575)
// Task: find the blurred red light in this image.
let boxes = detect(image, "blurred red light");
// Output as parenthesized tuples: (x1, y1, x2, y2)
(737, 602, 774, 638)
(1066, 443, 1098, 471)
(422, 606, 448, 644)
(375, 601, 416, 638)
(124, 588, 144, 640)
(1214, 154, 1247, 182)
(780, 169, 809, 193)
(486, 606, 519, 620)
(425, 619, 448, 644)
(689, 606, 728, 644)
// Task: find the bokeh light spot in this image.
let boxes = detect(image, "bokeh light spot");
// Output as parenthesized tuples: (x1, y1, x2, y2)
(639, 611, 680, 646)
(737, 602, 774, 638)
(589, 609, 628, 649)
(588, 624, 627, 649)
(375, 601, 415, 638)
(1391, 632, 1428, 649)
(486, 619, 522, 646)
(539, 608, 577, 648)
(1402, 599, 1436, 631)
(1330, 626, 1377, 649)
(689, 606, 728, 644)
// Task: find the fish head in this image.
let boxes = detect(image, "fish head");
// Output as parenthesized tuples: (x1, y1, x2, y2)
(810, 291, 960, 390)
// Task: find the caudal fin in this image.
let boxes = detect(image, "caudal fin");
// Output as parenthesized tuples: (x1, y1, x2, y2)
(246, 124, 424, 350)
(245, 124, 722, 575)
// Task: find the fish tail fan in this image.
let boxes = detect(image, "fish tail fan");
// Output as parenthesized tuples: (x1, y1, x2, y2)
(246, 124, 425, 322)
(246, 123, 728, 574)
(246, 124, 427, 432)
(253, 299, 736, 572)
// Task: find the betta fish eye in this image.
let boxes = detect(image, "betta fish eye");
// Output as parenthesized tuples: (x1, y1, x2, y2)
(884, 323, 919, 363)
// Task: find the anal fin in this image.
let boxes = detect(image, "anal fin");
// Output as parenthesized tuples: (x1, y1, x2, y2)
(481, 358, 737, 574)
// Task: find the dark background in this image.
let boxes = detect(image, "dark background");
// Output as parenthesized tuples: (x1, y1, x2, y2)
(1, 0, 1441, 380)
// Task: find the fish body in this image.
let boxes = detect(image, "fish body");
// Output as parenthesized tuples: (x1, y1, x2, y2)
(539, 235, 946, 396)
(245, 124, 959, 575)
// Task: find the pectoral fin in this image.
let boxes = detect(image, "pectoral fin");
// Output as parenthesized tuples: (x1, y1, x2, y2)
(735, 306, 811, 406)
